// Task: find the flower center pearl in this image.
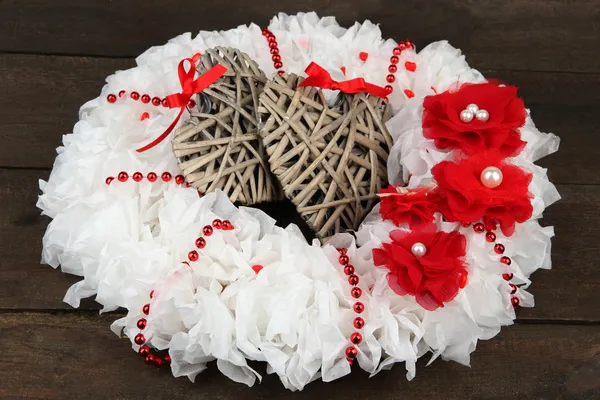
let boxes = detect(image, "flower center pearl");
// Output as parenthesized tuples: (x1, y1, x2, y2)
(480, 166, 503, 188)
(411, 242, 427, 257)
(460, 109, 474, 123)
(466, 103, 479, 114)
(459, 103, 489, 123)
(475, 109, 489, 122)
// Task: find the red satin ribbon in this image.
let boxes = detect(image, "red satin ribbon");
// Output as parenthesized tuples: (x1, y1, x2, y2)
(298, 62, 388, 99)
(136, 53, 227, 152)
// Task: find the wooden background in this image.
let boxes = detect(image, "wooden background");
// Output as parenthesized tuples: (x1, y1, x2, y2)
(1, 1, 599, 399)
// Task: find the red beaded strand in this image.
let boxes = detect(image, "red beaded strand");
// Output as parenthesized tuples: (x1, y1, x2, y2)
(338, 248, 365, 365)
(133, 218, 235, 368)
(105, 171, 191, 188)
(262, 28, 285, 76)
(384, 40, 415, 99)
(471, 222, 520, 308)
(105, 90, 195, 109)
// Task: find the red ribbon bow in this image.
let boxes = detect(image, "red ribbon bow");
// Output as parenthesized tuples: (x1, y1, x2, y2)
(298, 62, 388, 99)
(136, 53, 227, 152)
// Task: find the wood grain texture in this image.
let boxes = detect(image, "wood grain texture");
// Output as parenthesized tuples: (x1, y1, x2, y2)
(2, 54, 599, 185)
(1, 169, 598, 321)
(0, 312, 599, 400)
(1, 0, 599, 73)
(0, 55, 134, 168)
(1, 1, 599, 397)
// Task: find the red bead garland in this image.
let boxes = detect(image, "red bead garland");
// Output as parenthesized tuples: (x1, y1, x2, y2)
(133, 218, 236, 368)
(473, 223, 485, 233)
(139, 345, 150, 356)
(132, 172, 143, 182)
(477, 226, 520, 309)
(337, 248, 367, 365)
(384, 40, 415, 98)
(105, 171, 189, 187)
(350, 332, 363, 345)
(134, 333, 145, 345)
(343, 265, 355, 276)
(353, 317, 365, 329)
(222, 220, 233, 230)
(262, 28, 284, 75)
(161, 172, 172, 182)
(137, 318, 147, 330)
(188, 250, 199, 262)
(106, 90, 169, 108)
(195, 237, 206, 249)
(494, 243, 505, 254)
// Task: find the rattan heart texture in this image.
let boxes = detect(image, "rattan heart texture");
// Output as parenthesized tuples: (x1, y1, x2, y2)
(172, 47, 282, 205)
(258, 73, 393, 239)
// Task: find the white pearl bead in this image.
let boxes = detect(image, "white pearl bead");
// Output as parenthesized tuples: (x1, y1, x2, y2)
(466, 103, 479, 114)
(411, 242, 427, 257)
(460, 109, 474, 123)
(480, 166, 503, 188)
(476, 109, 489, 122)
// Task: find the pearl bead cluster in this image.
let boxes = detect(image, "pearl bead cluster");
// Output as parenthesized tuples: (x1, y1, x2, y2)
(384, 40, 416, 100)
(106, 90, 197, 109)
(459, 103, 489, 123)
(338, 248, 365, 365)
(262, 28, 285, 76)
(468, 222, 520, 308)
(135, 218, 236, 367)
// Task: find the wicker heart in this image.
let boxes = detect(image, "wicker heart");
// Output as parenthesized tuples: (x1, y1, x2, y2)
(172, 47, 281, 205)
(258, 74, 393, 239)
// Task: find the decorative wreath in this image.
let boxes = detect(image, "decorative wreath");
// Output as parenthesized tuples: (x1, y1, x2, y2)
(37, 12, 560, 391)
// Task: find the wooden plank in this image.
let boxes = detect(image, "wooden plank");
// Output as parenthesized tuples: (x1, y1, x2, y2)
(0, 312, 599, 399)
(2, 54, 600, 184)
(0, 55, 134, 169)
(1, 168, 599, 321)
(487, 70, 600, 185)
(1, 0, 598, 73)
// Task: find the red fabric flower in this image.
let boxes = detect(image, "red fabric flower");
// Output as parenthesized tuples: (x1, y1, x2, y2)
(422, 82, 527, 156)
(432, 151, 533, 236)
(373, 229, 468, 310)
(379, 186, 439, 229)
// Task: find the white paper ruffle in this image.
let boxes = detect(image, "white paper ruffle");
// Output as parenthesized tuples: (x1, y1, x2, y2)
(37, 12, 558, 391)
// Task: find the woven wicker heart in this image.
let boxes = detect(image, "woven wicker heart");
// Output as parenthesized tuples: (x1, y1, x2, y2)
(172, 47, 281, 205)
(258, 74, 393, 239)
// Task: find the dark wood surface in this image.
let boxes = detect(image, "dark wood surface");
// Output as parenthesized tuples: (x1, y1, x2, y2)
(1, 1, 599, 399)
